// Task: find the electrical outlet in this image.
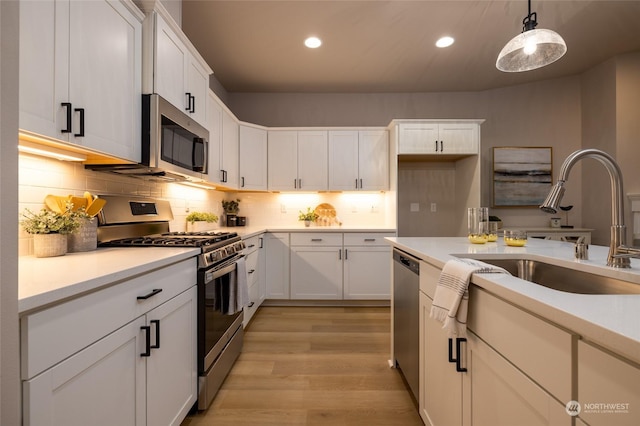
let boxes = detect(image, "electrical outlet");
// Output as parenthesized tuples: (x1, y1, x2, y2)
(280, 204, 287, 213)
(431, 203, 437, 212)
(410, 203, 420, 212)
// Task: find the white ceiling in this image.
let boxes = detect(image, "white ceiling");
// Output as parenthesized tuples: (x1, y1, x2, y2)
(181, 0, 640, 93)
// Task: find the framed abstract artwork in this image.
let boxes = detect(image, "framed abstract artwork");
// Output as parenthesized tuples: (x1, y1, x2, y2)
(493, 147, 553, 207)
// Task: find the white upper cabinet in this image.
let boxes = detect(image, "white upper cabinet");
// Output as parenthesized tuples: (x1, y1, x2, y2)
(268, 130, 328, 191)
(329, 130, 389, 191)
(143, 4, 211, 125)
(398, 121, 481, 155)
(219, 108, 240, 188)
(239, 124, 268, 190)
(19, 0, 143, 162)
(206, 90, 222, 182)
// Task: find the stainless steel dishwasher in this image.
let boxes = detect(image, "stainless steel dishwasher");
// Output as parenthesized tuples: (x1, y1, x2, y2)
(393, 248, 420, 402)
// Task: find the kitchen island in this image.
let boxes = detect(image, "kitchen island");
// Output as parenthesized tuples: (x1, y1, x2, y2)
(387, 237, 640, 426)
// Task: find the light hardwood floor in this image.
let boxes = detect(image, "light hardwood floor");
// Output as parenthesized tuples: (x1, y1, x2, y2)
(182, 306, 423, 426)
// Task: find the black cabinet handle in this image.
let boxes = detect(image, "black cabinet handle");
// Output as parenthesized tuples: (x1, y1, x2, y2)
(221, 170, 227, 183)
(241, 177, 245, 187)
(150, 319, 160, 349)
(435, 140, 439, 152)
(140, 325, 151, 357)
(247, 244, 256, 248)
(137, 288, 163, 300)
(440, 140, 444, 152)
(190, 94, 195, 113)
(345, 249, 348, 260)
(339, 249, 342, 260)
(455, 337, 467, 372)
(355, 179, 359, 189)
(61, 102, 72, 133)
(185, 92, 192, 112)
(311, 238, 323, 242)
(248, 269, 255, 274)
(259, 237, 263, 248)
(74, 108, 85, 137)
(248, 302, 255, 308)
(448, 338, 455, 362)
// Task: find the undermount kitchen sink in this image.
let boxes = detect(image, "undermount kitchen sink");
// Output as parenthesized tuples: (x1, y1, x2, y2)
(477, 258, 640, 295)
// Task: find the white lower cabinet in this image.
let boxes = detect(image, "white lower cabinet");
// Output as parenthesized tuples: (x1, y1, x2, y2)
(577, 340, 640, 426)
(291, 246, 343, 299)
(343, 234, 392, 299)
(21, 259, 198, 426)
(23, 317, 147, 426)
(265, 233, 290, 299)
(418, 260, 573, 426)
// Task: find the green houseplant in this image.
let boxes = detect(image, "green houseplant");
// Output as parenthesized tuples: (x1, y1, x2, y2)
(222, 199, 240, 215)
(298, 207, 319, 227)
(186, 211, 219, 232)
(21, 201, 88, 257)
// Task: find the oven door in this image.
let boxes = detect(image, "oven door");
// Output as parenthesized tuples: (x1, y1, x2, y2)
(198, 256, 244, 374)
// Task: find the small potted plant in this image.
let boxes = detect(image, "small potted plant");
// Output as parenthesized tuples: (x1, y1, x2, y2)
(186, 211, 219, 232)
(222, 199, 240, 226)
(21, 201, 86, 257)
(298, 207, 319, 227)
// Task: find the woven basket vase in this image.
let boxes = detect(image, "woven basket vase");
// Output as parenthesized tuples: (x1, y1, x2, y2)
(33, 233, 68, 258)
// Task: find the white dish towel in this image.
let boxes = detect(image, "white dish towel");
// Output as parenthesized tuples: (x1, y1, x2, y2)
(430, 258, 509, 338)
(227, 256, 250, 315)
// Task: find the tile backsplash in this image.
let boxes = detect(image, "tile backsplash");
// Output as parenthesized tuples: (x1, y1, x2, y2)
(19, 153, 394, 255)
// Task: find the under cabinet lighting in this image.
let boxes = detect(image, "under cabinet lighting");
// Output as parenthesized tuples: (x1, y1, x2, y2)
(18, 140, 87, 162)
(176, 180, 216, 190)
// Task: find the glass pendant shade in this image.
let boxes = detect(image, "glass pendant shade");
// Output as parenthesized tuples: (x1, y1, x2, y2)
(496, 28, 567, 72)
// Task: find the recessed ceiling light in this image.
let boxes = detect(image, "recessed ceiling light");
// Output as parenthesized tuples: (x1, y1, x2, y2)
(304, 36, 322, 49)
(436, 36, 455, 48)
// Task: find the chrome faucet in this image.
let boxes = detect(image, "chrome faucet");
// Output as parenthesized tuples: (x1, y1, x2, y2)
(540, 148, 640, 268)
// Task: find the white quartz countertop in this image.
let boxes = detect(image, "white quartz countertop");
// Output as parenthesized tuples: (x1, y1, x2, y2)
(19, 247, 200, 314)
(220, 226, 396, 239)
(386, 237, 640, 365)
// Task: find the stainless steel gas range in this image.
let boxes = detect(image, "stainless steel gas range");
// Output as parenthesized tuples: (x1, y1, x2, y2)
(96, 195, 246, 411)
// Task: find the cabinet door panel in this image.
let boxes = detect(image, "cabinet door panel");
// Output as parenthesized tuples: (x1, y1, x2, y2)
(291, 247, 342, 299)
(155, 14, 187, 111)
(438, 123, 478, 154)
(146, 287, 197, 426)
(268, 131, 298, 190)
(398, 123, 439, 154)
(206, 92, 222, 182)
(359, 130, 389, 190)
(186, 57, 209, 124)
(23, 317, 146, 426)
(578, 341, 640, 426)
(221, 110, 239, 188)
(239, 125, 267, 190)
(464, 331, 570, 426)
(265, 233, 290, 299)
(69, 0, 141, 161)
(343, 247, 390, 299)
(420, 292, 463, 426)
(298, 130, 328, 190)
(328, 130, 359, 190)
(19, 0, 69, 140)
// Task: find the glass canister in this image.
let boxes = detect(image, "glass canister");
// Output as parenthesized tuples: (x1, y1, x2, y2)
(468, 207, 489, 244)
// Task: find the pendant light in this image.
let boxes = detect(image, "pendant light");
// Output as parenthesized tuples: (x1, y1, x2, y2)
(496, 0, 567, 72)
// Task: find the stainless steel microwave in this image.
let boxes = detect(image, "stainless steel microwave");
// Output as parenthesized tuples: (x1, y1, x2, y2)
(142, 94, 209, 181)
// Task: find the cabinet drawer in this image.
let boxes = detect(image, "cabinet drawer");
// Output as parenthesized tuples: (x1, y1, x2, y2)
(290, 232, 342, 246)
(468, 286, 572, 402)
(343, 232, 395, 246)
(21, 258, 197, 379)
(243, 234, 263, 254)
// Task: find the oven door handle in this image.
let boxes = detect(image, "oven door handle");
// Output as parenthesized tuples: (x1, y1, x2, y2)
(210, 254, 244, 280)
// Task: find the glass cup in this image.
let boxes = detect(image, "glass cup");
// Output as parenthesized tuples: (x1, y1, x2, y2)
(487, 221, 498, 242)
(468, 207, 489, 244)
(504, 229, 527, 247)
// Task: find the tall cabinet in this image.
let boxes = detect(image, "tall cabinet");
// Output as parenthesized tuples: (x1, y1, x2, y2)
(391, 119, 484, 237)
